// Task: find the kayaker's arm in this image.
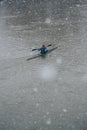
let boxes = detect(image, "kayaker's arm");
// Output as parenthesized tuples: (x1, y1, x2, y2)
(32, 44, 52, 51)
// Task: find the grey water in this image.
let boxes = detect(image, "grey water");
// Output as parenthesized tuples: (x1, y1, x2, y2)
(0, 1, 87, 130)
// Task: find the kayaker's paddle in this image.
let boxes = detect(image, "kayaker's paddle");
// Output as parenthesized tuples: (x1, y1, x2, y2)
(32, 44, 52, 51)
(32, 48, 38, 51)
(47, 44, 52, 47)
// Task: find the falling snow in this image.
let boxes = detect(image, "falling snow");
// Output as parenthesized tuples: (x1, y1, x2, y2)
(0, 0, 87, 130)
(46, 118, 52, 125)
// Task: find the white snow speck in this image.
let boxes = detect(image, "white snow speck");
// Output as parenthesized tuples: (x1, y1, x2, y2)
(45, 18, 52, 24)
(82, 74, 87, 82)
(58, 28, 61, 31)
(85, 112, 87, 115)
(33, 88, 38, 92)
(34, 121, 37, 124)
(46, 112, 50, 115)
(65, 17, 68, 21)
(63, 109, 67, 113)
(36, 103, 39, 108)
(46, 118, 51, 125)
(76, 4, 80, 7)
(56, 58, 62, 65)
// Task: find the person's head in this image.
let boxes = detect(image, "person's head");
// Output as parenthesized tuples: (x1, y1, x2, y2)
(42, 45, 45, 47)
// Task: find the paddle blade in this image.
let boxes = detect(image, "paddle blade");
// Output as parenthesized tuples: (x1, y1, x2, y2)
(47, 44, 52, 47)
(32, 48, 37, 51)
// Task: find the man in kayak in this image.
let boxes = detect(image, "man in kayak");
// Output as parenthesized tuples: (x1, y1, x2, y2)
(38, 45, 48, 54)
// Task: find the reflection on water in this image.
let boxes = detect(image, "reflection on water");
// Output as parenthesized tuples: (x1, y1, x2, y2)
(0, 2, 87, 130)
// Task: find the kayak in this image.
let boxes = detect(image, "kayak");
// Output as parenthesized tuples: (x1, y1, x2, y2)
(26, 46, 58, 61)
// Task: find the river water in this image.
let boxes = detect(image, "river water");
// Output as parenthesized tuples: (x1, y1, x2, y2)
(0, 2, 87, 130)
